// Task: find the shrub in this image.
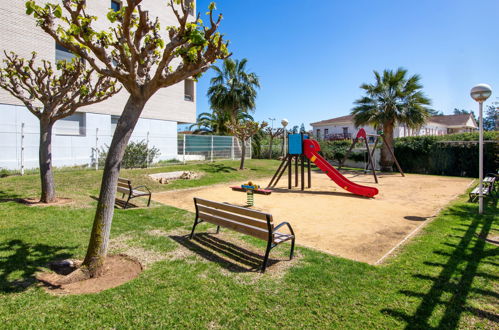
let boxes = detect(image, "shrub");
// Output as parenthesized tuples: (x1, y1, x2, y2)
(394, 132, 498, 176)
(319, 140, 352, 163)
(0, 168, 10, 178)
(99, 140, 160, 169)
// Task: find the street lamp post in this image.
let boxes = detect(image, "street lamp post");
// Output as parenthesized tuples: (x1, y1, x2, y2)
(281, 118, 289, 157)
(470, 84, 492, 214)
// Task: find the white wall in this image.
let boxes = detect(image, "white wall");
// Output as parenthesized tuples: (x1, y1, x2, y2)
(0, 103, 178, 170)
(0, 0, 197, 124)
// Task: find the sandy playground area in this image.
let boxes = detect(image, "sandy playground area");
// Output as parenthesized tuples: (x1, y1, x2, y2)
(152, 171, 473, 264)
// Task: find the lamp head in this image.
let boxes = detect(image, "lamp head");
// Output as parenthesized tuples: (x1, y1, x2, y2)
(470, 84, 492, 102)
(281, 118, 289, 127)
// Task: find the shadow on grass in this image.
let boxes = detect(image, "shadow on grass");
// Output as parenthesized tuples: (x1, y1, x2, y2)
(201, 163, 237, 174)
(0, 190, 25, 204)
(382, 202, 499, 328)
(0, 240, 75, 293)
(170, 233, 279, 272)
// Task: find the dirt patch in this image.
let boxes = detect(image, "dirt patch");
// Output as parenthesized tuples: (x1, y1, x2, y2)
(37, 255, 142, 295)
(110, 235, 169, 267)
(19, 197, 74, 207)
(149, 171, 202, 184)
(152, 172, 473, 264)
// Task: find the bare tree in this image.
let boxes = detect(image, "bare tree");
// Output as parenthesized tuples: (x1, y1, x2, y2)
(0, 52, 119, 203)
(26, 0, 228, 280)
(264, 127, 283, 159)
(228, 121, 267, 170)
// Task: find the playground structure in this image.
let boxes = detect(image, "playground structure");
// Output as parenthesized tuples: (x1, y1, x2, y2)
(231, 181, 272, 206)
(268, 133, 379, 198)
(338, 128, 404, 183)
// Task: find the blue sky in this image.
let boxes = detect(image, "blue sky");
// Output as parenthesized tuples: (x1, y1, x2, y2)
(189, 0, 499, 130)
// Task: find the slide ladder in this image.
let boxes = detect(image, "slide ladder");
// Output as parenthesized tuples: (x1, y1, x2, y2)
(303, 139, 379, 198)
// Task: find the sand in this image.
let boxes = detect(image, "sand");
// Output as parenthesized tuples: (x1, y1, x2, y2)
(152, 171, 473, 264)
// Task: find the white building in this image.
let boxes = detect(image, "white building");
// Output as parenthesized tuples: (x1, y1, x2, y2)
(310, 114, 477, 141)
(0, 1, 196, 170)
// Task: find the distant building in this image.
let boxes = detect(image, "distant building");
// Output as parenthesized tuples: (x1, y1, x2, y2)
(310, 113, 477, 140)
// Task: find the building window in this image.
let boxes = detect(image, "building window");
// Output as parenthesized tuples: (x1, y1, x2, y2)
(324, 128, 329, 137)
(55, 42, 76, 62)
(111, 115, 120, 133)
(342, 127, 349, 138)
(55, 113, 86, 136)
(111, 0, 121, 12)
(316, 129, 321, 139)
(184, 79, 194, 101)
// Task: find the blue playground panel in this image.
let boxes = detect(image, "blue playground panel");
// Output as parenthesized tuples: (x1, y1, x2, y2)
(288, 134, 308, 155)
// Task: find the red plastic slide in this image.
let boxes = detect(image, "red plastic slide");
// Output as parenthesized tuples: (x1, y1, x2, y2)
(303, 139, 379, 198)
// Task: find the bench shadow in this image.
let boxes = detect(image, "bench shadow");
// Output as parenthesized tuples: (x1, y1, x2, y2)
(89, 195, 139, 209)
(170, 233, 279, 273)
(381, 203, 499, 328)
(0, 239, 75, 293)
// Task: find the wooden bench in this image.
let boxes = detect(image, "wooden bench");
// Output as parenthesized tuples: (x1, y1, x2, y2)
(190, 198, 295, 272)
(117, 178, 151, 209)
(469, 185, 493, 202)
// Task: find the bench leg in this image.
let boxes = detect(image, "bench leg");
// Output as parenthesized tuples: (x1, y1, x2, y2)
(290, 238, 295, 260)
(261, 242, 272, 273)
(189, 218, 199, 239)
(124, 195, 132, 209)
(147, 194, 151, 207)
(216, 225, 220, 234)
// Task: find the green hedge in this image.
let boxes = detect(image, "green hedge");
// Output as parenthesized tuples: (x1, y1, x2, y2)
(394, 132, 499, 177)
(319, 140, 368, 163)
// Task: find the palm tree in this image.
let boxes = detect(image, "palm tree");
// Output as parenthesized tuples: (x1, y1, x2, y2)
(207, 58, 260, 168)
(207, 58, 260, 123)
(189, 109, 254, 135)
(351, 68, 431, 171)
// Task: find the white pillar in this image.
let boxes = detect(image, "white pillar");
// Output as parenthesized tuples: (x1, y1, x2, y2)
(95, 128, 99, 170)
(146, 131, 150, 168)
(231, 136, 235, 160)
(478, 102, 484, 214)
(248, 137, 252, 159)
(20, 123, 25, 176)
(210, 135, 214, 162)
(182, 134, 186, 164)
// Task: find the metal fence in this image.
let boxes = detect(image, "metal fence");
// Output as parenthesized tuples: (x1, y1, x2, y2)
(0, 122, 250, 174)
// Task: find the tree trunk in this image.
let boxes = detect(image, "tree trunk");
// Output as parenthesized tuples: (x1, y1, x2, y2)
(239, 139, 246, 170)
(39, 117, 56, 203)
(380, 122, 395, 172)
(82, 96, 146, 277)
(268, 135, 274, 159)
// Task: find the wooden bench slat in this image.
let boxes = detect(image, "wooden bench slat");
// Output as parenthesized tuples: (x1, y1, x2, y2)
(198, 212, 270, 240)
(274, 232, 293, 244)
(197, 205, 269, 230)
(195, 198, 270, 221)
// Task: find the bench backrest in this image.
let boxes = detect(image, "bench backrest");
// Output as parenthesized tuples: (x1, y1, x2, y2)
(194, 198, 274, 241)
(117, 178, 132, 191)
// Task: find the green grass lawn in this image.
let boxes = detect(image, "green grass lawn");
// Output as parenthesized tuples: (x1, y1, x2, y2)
(0, 160, 497, 328)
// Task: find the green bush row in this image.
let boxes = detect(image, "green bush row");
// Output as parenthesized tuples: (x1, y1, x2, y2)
(319, 140, 367, 163)
(394, 132, 499, 177)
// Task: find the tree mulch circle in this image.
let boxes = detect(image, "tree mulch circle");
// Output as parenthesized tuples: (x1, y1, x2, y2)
(36, 255, 143, 295)
(20, 197, 74, 207)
